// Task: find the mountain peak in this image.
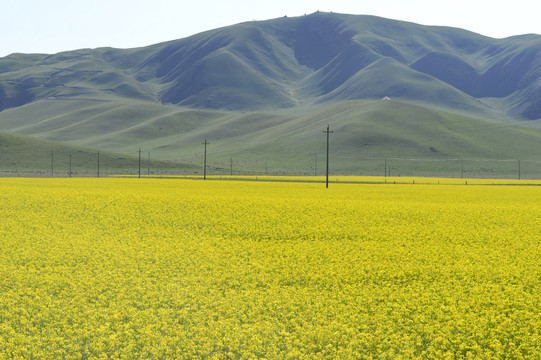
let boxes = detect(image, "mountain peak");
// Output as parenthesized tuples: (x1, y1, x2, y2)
(1, 13, 541, 117)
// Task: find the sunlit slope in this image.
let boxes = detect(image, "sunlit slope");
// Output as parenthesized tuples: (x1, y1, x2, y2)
(3, 98, 540, 174)
(211, 100, 541, 173)
(2, 11, 541, 174)
(0, 130, 196, 174)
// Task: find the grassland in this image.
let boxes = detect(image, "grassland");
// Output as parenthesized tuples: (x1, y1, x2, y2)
(2, 99, 541, 177)
(0, 131, 197, 176)
(2, 12, 541, 176)
(0, 178, 539, 358)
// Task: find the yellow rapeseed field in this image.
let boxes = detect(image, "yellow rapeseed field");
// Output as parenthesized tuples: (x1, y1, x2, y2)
(0, 178, 539, 359)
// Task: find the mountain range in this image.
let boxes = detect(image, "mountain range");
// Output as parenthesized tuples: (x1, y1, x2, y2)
(1, 12, 541, 175)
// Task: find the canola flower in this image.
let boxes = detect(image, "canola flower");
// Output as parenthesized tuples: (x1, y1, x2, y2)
(0, 178, 539, 359)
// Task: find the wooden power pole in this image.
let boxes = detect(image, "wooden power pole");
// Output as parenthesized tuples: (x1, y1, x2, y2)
(323, 125, 333, 188)
(202, 139, 210, 180)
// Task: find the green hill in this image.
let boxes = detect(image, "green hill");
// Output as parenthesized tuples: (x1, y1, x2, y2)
(0, 131, 197, 176)
(1, 12, 541, 176)
(3, 12, 541, 115)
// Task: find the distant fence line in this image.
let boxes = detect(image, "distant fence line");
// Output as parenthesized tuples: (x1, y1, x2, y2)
(313, 155, 541, 179)
(1, 149, 541, 179)
(199, 155, 541, 179)
(0, 149, 190, 178)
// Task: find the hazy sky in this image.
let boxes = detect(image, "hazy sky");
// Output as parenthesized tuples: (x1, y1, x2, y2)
(1, 0, 540, 57)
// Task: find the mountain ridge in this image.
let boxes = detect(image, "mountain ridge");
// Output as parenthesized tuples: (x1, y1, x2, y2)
(1, 12, 541, 175)
(2, 12, 541, 117)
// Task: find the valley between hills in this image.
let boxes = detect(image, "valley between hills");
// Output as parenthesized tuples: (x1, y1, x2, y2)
(1, 12, 541, 176)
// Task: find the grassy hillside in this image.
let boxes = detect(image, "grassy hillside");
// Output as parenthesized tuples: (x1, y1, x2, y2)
(1, 12, 541, 177)
(0, 130, 197, 176)
(3, 97, 540, 177)
(3, 12, 541, 116)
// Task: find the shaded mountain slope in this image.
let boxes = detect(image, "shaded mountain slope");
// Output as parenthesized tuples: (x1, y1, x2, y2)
(2, 12, 541, 175)
(2, 12, 541, 116)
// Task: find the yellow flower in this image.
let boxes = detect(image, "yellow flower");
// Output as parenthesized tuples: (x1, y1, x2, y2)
(0, 178, 539, 358)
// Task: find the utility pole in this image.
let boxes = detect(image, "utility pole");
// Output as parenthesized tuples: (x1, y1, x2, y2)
(138, 148, 141, 178)
(148, 152, 150, 176)
(323, 125, 333, 188)
(315, 153, 317, 176)
(518, 159, 521, 180)
(69, 154, 72, 178)
(51, 151, 54, 177)
(202, 139, 209, 180)
(97, 151, 100, 178)
(230, 158, 233, 176)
